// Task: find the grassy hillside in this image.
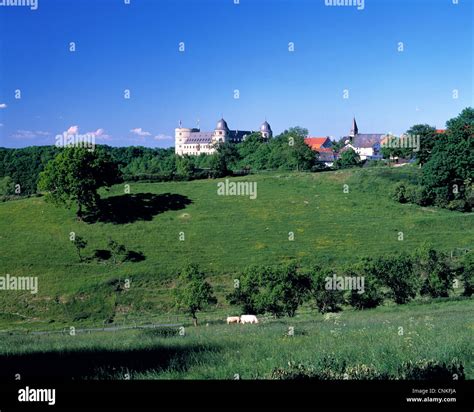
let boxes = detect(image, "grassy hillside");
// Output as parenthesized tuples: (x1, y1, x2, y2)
(0, 166, 472, 329)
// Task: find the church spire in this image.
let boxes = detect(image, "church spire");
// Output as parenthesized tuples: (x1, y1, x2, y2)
(350, 117, 358, 138)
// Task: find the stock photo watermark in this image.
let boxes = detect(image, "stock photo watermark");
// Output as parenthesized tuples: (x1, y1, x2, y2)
(55, 132, 96, 152)
(0, 0, 38, 10)
(324, 0, 365, 11)
(0, 274, 38, 294)
(325, 274, 365, 294)
(217, 179, 257, 200)
(382, 134, 420, 152)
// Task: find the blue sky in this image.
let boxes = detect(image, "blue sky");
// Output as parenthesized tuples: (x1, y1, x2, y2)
(0, 0, 472, 148)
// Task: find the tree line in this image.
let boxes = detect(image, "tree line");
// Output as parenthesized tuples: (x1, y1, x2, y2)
(390, 108, 473, 212)
(174, 247, 473, 325)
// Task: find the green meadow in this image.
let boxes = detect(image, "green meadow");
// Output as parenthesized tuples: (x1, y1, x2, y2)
(0, 166, 472, 330)
(0, 299, 471, 380)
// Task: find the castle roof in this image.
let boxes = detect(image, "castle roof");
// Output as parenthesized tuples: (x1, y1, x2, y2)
(215, 118, 229, 131)
(260, 121, 272, 133)
(185, 132, 214, 144)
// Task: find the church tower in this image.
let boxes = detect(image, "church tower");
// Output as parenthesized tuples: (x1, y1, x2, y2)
(349, 117, 359, 139)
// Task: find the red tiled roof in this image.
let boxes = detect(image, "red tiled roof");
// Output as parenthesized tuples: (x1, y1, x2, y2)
(304, 137, 331, 150)
(436, 129, 446, 134)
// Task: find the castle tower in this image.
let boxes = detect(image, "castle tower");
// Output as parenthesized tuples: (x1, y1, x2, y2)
(175, 121, 192, 155)
(212, 118, 229, 144)
(260, 120, 273, 139)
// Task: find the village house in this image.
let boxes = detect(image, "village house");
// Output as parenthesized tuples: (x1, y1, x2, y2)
(304, 136, 336, 167)
(339, 117, 387, 161)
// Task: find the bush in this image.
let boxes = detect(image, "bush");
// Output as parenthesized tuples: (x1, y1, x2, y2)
(461, 252, 474, 297)
(72, 311, 91, 321)
(270, 359, 390, 380)
(391, 182, 409, 203)
(227, 264, 311, 317)
(310, 268, 345, 314)
(399, 359, 465, 380)
(345, 259, 385, 309)
(226, 266, 268, 315)
(405, 185, 430, 206)
(0, 176, 15, 196)
(143, 327, 180, 338)
(391, 183, 431, 207)
(465, 182, 474, 210)
(348, 273, 384, 309)
(333, 148, 361, 169)
(377, 255, 419, 304)
(270, 358, 464, 380)
(416, 248, 455, 298)
(103, 277, 126, 292)
(447, 199, 469, 212)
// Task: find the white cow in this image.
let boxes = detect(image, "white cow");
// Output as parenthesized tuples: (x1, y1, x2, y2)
(227, 316, 240, 324)
(240, 315, 259, 324)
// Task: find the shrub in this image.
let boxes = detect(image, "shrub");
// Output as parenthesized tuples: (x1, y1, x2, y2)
(227, 264, 311, 317)
(226, 265, 268, 315)
(461, 252, 474, 297)
(346, 260, 384, 309)
(391, 182, 408, 203)
(399, 359, 465, 380)
(104, 277, 123, 292)
(391, 183, 431, 207)
(405, 185, 430, 206)
(377, 255, 419, 304)
(72, 311, 91, 321)
(333, 148, 361, 169)
(270, 359, 389, 380)
(143, 327, 179, 338)
(465, 182, 474, 210)
(107, 239, 127, 264)
(270, 359, 464, 380)
(416, 248, 455, 298)
(348, 274, 384, 309)
(447, 199, 469, 212)
(0, 176, 15, 196)
(310, 268, 345, 314)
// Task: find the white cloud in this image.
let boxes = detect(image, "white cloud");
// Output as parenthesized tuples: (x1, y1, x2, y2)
(154, 134, 172, 141)
(89, 128, 112, 140)
(11, 130, 51, 139)
(59, 126, 112, 140)
(0, 103, 7, 109)
(67, 125, 79, 134)
(130, 128, 151, 136)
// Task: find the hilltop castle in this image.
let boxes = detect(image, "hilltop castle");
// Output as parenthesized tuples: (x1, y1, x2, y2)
(175, 118, 272, 156)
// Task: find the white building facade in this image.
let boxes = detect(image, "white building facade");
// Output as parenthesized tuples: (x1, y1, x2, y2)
(175, 118, 272, 156)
